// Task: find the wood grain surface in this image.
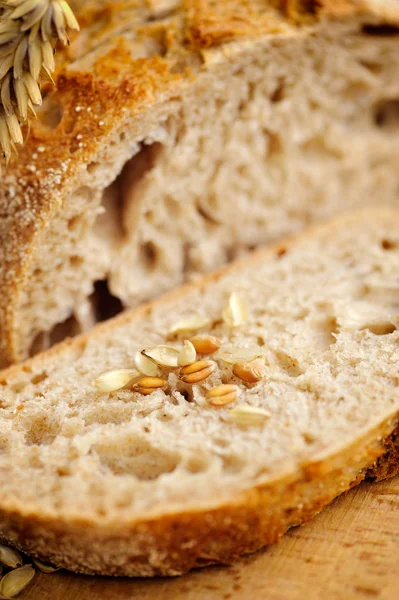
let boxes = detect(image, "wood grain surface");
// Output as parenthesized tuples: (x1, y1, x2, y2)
(25, 477, 399, 600)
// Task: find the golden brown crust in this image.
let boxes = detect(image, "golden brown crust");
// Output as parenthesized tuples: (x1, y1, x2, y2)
(0, 209, 398, 576)
(1, 0, 399, 365)
(0, 414, 397, 576)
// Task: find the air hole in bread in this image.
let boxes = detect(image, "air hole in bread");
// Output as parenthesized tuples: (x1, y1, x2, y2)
(275, 351, 303, 377)
(310, 316, 339, 351)
(156, 412, 173, 422)
(381, 239, 397, 251)
(119, 142, 164, 195)
(67, 214, 83, 232)
(374, 99, 399, 131)
(194, 558, 213, 567)
(195, 200, 220, 225)
(222, 454, 247, 474)
(83, 405, 133, 426)
(36, 95, 64, 130)
(364, 322, 396, 336)
(276, 246, 287, 259)
(267, 130, 283, 157)
(139, 241, 160, 270)
(48, 314, 82, 346)
(362, 24, 399, 37)
(271, 80, 285, 103)
(94, 437, 180, 479)
(359, 59, 383, 76)
(24, 413, 62, 446)
(29, 314, 83, 356)
(185, 456, 210, 474)
(30, 372, 48, 385)
(89, 280, 123, 322)
(70, 255, 84, 267)
(87, 161, 100, 175)
(10, 380, 28, 394)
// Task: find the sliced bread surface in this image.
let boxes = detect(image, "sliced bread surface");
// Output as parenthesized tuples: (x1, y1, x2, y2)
(0, 209, 399, 576)
(1, 1, 399, 365)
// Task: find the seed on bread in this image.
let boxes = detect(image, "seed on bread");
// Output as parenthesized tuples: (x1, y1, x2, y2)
(233, 358, 264, 383)
(134, 377, 168, 395)
(135, 350, 161, 377)
(180, 360, 216, 384)
(143, 346, 180, 368)
(93, 369, 139, 393)
(228, 405, 271, 427)
(207, 384, 239, 406)
(178, 340, 197, 366)
(222, 293, 248, 328)
(216, 344, 263, 365)
(168, 316, 211, 338)
(190, 335, 221, 355)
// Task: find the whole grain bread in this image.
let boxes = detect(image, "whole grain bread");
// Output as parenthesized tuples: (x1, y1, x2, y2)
(0, 209, 398, 576)
(1, 1, 399, 367)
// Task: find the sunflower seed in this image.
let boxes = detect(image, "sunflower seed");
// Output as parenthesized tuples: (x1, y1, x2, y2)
(93, 369, 139, 393)
(32, 558, 60, 573)
(178, 340, 197, 367)
(222, 293, 249, 328)
(143, 345, 180, 368)
(0, 564, 35, 598)
(135, 350, 161, 377)
(168, 316, 211, 337)
(0, 545, 23, 569)
(228, 406, 271, 427)
(215, 344, 263, 365)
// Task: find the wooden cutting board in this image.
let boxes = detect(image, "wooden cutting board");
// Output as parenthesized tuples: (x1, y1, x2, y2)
(25, 476, 399, 600)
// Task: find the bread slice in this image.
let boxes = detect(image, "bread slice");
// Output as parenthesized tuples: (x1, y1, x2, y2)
(1, 1, 399, 367)
(0, 208, 398, 576)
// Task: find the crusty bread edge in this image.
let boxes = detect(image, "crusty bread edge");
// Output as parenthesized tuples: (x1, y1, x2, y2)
(0, 413, 397, 576)
(1, 208, 399, 575)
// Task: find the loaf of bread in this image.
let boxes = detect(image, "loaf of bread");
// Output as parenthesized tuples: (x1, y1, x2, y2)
(0, 209, 398, 576)
(1, 0, 399, 368)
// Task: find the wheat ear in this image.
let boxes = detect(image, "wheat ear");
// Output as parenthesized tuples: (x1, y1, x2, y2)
(0, 0, 79, 162)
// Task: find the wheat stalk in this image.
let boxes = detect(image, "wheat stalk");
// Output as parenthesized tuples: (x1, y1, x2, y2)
(0, 0, 79, 162)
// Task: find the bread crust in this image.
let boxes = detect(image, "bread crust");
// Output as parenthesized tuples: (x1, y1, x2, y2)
(1, 0, 399, 365)
(0, 415, 397, 576)
(0, 208, 398, 576)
